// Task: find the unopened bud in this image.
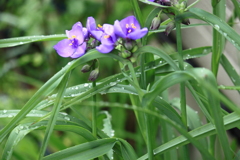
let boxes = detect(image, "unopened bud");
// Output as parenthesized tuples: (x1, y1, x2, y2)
(150, 16, 161, 30)
(124, 40, 136, 50)
(88, 68, 99, 81)
(120, 50, 132, 58)
(131, 45, 138, 53)
(81, 64, 91, 73)
(182, 18, 190, 25)
(165, 21, 176, 36)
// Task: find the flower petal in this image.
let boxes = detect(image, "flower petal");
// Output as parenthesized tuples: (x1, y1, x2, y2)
(70, 42, 87, 58)
(87, 17, 97, 31)
(127, 27, 148, 40)
(120, 15, 140, 30)
(68, 22, 84, 43)
(96, 44, 114, 54)
(114, 20, 126, 38)
(91, 30, 103, 41)
(53, 39, 75, 57)
(103, 24, 117, 42)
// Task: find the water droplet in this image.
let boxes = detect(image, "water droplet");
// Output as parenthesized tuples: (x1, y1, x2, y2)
(67, 62, 72, 65)
(3, 110, 7, 113)
(8, 115, 13, 118)
(75, 86, 78, 89)
(214, 24, 220, 30)
(84, 83, 89, 87)
(64, 117, 70, 121)
(110, 82, 117, 86)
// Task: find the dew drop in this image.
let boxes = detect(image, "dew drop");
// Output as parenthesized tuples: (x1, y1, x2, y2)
(64, 117, 70, 121)
(84, 83, 89, 87)
(214, 24, 220, 30)
(3, 110, 7, 113)
(110, 82, 117, 86)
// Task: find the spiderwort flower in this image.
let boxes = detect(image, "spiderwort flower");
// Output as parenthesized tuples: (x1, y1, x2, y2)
(87, 17, 104, 41)
(96, 24, 117, 53)
(54, 22, 87, 58)
(114, 16, 148, 40)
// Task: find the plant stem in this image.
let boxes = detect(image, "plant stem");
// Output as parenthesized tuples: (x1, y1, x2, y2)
(211, 0, 225, 77)
(92, 61, 97, 137)
(176, 21, 187, 127)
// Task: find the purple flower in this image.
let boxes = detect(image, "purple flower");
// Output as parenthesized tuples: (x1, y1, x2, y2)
(87, 17, 104, 41)
(114, 16, 148, 40)
(54, 22, 87, 58)
(96, 24, 117, 53)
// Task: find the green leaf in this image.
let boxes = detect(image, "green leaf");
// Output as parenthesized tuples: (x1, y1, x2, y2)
(0, 34, 66, 48)
(138, 112, 240, 160)
(1, 120, 96, 160)
(38, 72, 71, 160)
(0, 49, 122, 143)
(183, 8, 240, 51)
(43, 138, 117, 160)
(220, 54, 240, 94)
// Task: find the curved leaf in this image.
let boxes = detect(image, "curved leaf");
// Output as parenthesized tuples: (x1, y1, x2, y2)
(0, 34, 66, 48)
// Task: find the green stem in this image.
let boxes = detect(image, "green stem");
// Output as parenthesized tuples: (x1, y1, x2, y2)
(92, 61, 97, 137)
(211, 0, 225, 77)
(176, 22, 187, 127)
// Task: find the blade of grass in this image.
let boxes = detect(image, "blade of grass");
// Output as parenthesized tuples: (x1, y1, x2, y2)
(38, 71, 71, 160)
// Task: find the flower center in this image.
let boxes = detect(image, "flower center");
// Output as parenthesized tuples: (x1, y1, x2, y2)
(97, 24, 104, 31)
(68, 35, 79, 48)
(125, 23, 137, 34)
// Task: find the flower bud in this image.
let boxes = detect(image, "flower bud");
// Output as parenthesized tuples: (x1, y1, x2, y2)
(150, 16, 161, 30)
(131, 45, 138, 53)
(182, 18, 190, 25)
(165, 21, 176, 36)
(88, 68, 99, 81)
(120, 50, 132, 58)
(81, 64, 91, 73)
(124, 40, 136, 50)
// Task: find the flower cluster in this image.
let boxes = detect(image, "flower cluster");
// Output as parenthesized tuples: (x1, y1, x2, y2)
(54, 15, 148, 59)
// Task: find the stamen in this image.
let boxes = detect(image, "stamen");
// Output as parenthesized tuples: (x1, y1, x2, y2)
(104, 35, 110, 39)
(69, 43, 72, 46)
(128, 29, 132, 33)
(131, 23, 136, 29)
(98, 24, 103, 28)
(126, 24, 129, 28)
(72, 35, 77, 38)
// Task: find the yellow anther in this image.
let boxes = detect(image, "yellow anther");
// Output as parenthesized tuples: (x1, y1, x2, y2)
(126, 24, 129, 28)
(69, 43, 72, 46)
(72, 35, 77, 38)
(98, 24, 103, 28)
(104, 35, 110, 39)
(128, 29, 132, 33)
(131, 23, 136, 29)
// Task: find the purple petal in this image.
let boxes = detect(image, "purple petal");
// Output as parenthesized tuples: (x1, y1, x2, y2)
(102, 24, 117, 42)
(127, 27, 148, 40)
(70, 42, 87, 58)
(82, 27, 89, 40)
(114, 20, 127, 38)
(120, 15, 141, 30)
(96, 44, 114, 54)
(100, 35, 115, 45)
(91, 30, 103, 41)
(148, 0, 155, 1)
(53, 39, 75, 57)
(87, 17, 97, 31)
(68, 23, 84, 43)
